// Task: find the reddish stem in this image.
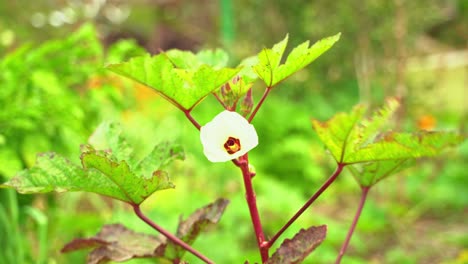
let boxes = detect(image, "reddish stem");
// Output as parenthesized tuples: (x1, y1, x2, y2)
(267, 163, 345, 248)
(335, 186, 370, 264)
(212, 92, 227, 109)
(248, 87, 271, 123)
(184, 110, 201, 130)
(238, 155, 269, 262)
(132, 204, 214, 264)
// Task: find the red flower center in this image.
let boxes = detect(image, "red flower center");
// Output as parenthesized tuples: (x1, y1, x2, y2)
(224, 137, 241, 154)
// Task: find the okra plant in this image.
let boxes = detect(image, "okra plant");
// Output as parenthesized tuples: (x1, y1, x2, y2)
(2, 28, 464, 264)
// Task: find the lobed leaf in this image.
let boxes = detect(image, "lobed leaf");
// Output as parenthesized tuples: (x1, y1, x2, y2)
(61, 224, 166, 264)
(312, 98, 464, 164)
(266, 225, 327, 264)
(0, 153, 128, 201)
(1, 122, 184, 205)
(253, 33, 340, 87)
(81, 148, 174, 204)
(107, 53, 240, 110)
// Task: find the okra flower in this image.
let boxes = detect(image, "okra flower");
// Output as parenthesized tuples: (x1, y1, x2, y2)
(200, 110, 258, 162)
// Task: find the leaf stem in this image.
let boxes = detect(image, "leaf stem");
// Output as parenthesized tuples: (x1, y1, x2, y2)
(248, 87, 271, 123)
(132, 204, 214, 264)
(335, 186, 370, 264)
(184, 110, 201, 130)
(238, 155, 269, 262)
(267, 163, 345, 248)
(212, 92, 228, 109)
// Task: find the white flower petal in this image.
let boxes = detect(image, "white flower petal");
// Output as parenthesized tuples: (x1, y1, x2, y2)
(200, 110, 258, 162)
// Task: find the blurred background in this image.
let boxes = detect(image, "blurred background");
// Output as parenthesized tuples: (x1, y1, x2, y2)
(0, 0, 466, 263)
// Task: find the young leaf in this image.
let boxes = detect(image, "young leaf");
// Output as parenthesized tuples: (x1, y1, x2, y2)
(312, 98, 464, 164)
(253, 33, 340, 87)
(61, 224, 166, 264)
(165, 198, 230, 260)
(107, 53, 241, 110)
(266, 225, 327, 264)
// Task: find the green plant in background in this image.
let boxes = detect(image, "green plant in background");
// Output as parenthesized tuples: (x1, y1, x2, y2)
(1, 24, 464, 263)
(0, 24, 146, 264)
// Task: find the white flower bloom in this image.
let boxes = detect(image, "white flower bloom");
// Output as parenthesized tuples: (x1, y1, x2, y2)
(200, 110, 258, 162)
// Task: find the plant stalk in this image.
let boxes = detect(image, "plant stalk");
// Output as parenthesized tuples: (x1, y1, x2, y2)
(239, 155, 269, 262)
(335, 186, 370, 264)
(132, 204, 214, 264)
(267, 163, 345, 248)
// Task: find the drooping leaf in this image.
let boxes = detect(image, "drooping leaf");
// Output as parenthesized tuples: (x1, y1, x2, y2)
(312, 98, 464, 164)
(61, 224, 166, 264)
(1, 122, 184, 205)
(107, 53, 241, 110)
(253, 33, 340, 87)
(165, 198, 230, 259)
(266, 225, 327, 264)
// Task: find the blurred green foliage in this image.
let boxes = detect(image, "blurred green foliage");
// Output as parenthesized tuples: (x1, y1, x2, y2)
(0, 1, 466, 263)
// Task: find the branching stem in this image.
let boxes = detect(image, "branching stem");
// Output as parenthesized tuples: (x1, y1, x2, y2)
(184, 110, 201, 130)
(132, 204, 214, 264)
(267, 163, 345, 248)
(248, 87, 271, 123)
(335, 186, 370, 264)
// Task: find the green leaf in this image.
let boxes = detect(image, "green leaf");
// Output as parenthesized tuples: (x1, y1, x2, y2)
(196, 49, 229, 69)
(134, 142, 185, 179)
(1, 153, 129, 201)
(253, 33, 340, 87)
(1, 122, 184, 204)
(237, 55, 260, 83)
(348, 159, 416, 186)
(88, 122, 133, 162)
(165, 50, 199, 69)
(165, 48, 228, 69)
(107, 53, 241, 110)
(312, 98, 464, 164)
(266, 225, 327, 264)
(81, 148, 174, 204)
